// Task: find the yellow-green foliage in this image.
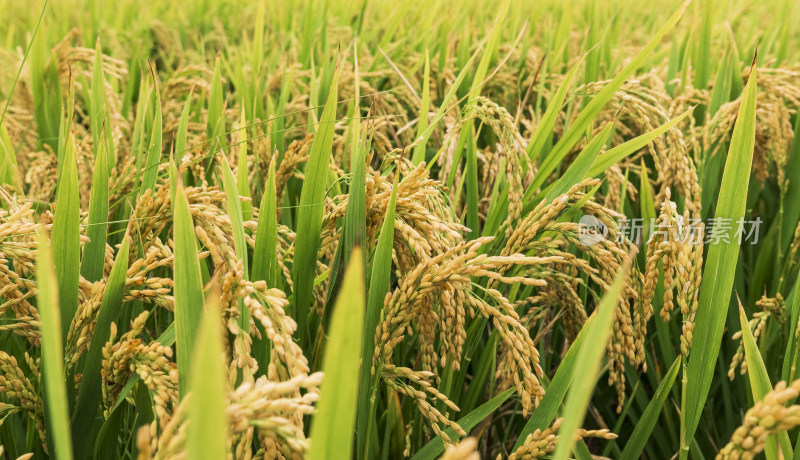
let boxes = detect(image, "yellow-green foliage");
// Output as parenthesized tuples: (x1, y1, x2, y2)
(0, 0, 799, 459)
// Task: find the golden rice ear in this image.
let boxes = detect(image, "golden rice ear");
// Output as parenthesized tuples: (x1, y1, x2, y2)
(718, 378, 800, 459)
(440, 437, 480, 460)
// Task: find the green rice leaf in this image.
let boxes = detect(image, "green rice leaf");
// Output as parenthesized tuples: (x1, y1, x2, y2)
(168, 154, 179, 205)
(218, 150, 250, 333)
(620, 356, 682, 459)
(0, 0, 45, 132)
(93, 397, 124, 460)
(543, 119, 614, 202)
(693, 0, 712, 91)
(52, 133, 81, 344)
(783, 268, 800, 382)
(708, 49, 733, 117)
(411, 49, 431, 165)
(252, 155, 279, 288)
(90, 38, 106, 159)
(141, 63, 163, 194)
(274, 66, 293, 157)
(36, 228, 74, 460)
(207, 56, 225, 143)
(72, 236, 130, 455)
(187, 290, 227, 460)
(236, 107, 253, 222)
(586, 107, 694, 178)
(0, 121, 22, 191)
(526, 54, 584, 164)
(356, 175, 398, 460)
(292, 63, 340, 346)
(131, 76, 151, 174)
(308, 248, 365, 460)
(93, 375, 141, 459)
(343, 45, 366, 270)
(31, 27, 61, 152)
(529, 107, 692, 209)
(251, 0, 266, 73)
(462, 0, 509, 237)
(683, 56, 758, 454)
(175, 91, 192, 161)
(417, 46, 480, 163)
(527, 0, 689, 195)
(738, 298, 794, 459)
(157, 322, 176, 348)
(552, 260, 630, 460)
(781, 97, 800, 252)
(411, 388, 515, 460)
(172, 178, 205, 398)
(639, 158, 657, 245)
(514, 310, 594, 450)
(80, 128, 109, 283)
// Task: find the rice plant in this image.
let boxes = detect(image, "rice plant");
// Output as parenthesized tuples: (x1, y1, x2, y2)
(0, 0, 799, 458)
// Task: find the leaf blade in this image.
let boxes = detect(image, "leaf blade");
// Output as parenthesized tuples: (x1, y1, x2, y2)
(81, 128, 110, 283)
(683, 56, 759, 453)
(187, 291, 227, 460)
(620, 356, 682, 459)
(411, 388, 515, 460)
(552, 261, 630, 460)
(72, 237, 130, 455)
(357, 176, 398, 460)
(172, 177, 205, 398)
(292, 64, 340, 346)
(527, 0, 689, 195)
(308, 248, 365, 460)
(36, 228, 74, 460)
(51, 133, 81, 345)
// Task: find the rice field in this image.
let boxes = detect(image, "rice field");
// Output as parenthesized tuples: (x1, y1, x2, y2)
(1, 0, 800, 458)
